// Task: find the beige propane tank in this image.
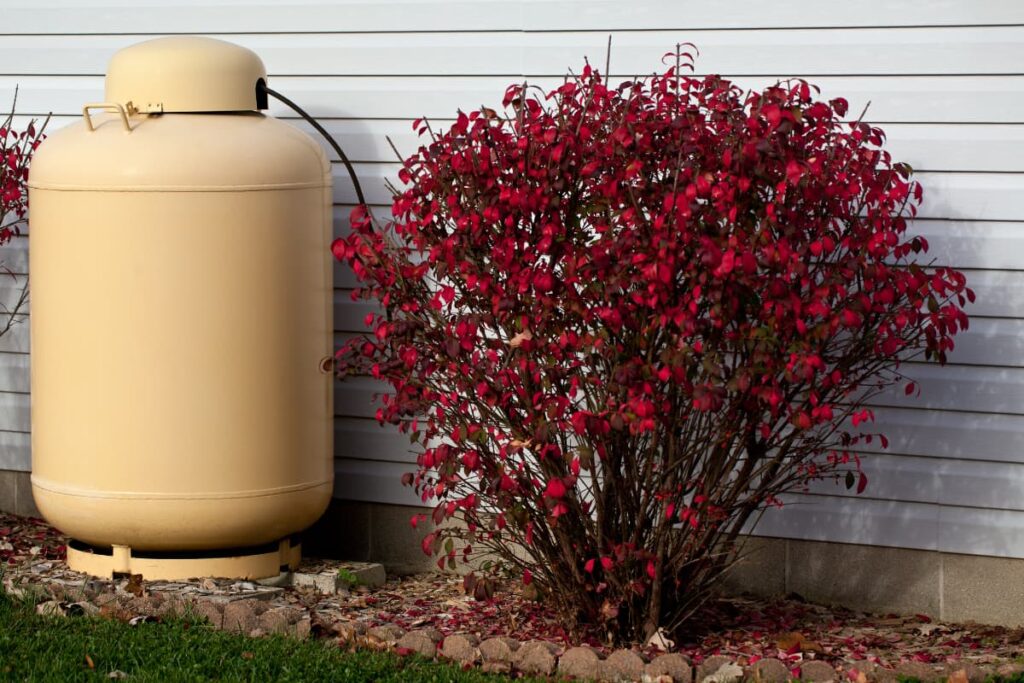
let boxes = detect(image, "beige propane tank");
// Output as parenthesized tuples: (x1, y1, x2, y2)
(27, 37, 333, 580)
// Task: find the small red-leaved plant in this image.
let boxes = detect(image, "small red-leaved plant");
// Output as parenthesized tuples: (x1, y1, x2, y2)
(0, 93, 47, 338)
(334, 48, 971, 642)
(0, 94, 45, 244)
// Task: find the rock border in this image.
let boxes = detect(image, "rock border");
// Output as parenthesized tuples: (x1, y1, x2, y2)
(13, 566, 1024, 683)
(34, 587, 1024, 683)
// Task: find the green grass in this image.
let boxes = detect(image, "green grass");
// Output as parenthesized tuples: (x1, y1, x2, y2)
(0, 588, 535, 682)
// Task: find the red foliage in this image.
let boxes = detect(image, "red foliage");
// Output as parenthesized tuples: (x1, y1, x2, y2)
(0, 94, 46, 245)
(334, 48, 971, 642)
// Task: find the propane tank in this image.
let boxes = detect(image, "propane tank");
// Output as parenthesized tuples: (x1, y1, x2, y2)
(27, 36, 333, 580)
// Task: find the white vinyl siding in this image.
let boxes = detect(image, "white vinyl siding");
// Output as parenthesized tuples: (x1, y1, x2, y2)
(3, 0, 1024, 557)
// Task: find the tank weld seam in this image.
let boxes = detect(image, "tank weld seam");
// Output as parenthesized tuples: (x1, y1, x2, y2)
(30, 476, 332, 500)
(26, 181, 330, 192)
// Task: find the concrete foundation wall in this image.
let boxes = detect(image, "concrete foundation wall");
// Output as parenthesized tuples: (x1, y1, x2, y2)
(0, 469, 40, 518)
(302, 499, 435, 576)
(724, 536, 1024, 627)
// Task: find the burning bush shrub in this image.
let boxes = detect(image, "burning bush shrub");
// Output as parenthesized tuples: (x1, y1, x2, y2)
(334, 49, 971, 642)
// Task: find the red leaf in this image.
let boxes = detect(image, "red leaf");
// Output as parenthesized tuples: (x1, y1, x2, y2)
(785, 159, 804, 185)
(330, 238, 349, 262)
(544, 478, 567, 499)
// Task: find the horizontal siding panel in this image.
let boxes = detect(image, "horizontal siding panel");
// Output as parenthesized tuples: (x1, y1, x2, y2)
(753, 495, 941, 551)
(0, 274, 31, 357)
(806, 456, 938, 506)
(334, 417, 415, 463)
(306, 120, 421, 164)
(756, 494, 1024, 558)
(1, 2, 522, 35)
(0, 430, 30, 471)
(867, 407, 1024, 463)
(0, 393, 29, 433)
(5, 1, 1023, 34)
(335, 376, 386, 419)
(0, 238, 28, 275)
(883, 124, 1024, 173)
(799, 76, 1024, 124)
(333, 292, 374, 332)
(914, 172, 1024, 221)
(0, 353, 29, 394)
(912, 221, 1024, 271)
(871, 363, 1024, 414)
(335, 257, 361, 289)
(0, 322, 29, 355)
(5, 28, 1024, 77)
(956, 269, 1024, 318)
(0, 275, 28, 307)
(807, 454, 1024, 511)
(525, 1, 1024, 31)
(937, 507, 1024, 557)
(522, 27, 1024, 77)
(9, 75, 1024, 124)
(333, 458, 421, 506)
(940, 317, 1024, 367)
(0, 33, 523, 76)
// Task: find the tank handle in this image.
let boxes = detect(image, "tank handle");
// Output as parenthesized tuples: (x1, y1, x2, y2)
(82, 103, 133, 133)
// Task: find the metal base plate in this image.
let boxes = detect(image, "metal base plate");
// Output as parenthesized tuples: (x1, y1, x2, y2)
(67, 537, 301, 581)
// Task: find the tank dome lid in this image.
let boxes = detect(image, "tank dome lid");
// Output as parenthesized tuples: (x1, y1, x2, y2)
(105, 36, 268, 114)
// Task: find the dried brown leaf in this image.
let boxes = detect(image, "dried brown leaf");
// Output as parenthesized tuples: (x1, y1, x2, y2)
(508, 330, 532, 348)
(126, 574, 145, 598)
(775, 631, 823, 653)
(947, 669, 969, 683)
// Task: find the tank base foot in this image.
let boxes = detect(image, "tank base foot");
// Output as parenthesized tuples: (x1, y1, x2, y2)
(66, 537, 302, 581)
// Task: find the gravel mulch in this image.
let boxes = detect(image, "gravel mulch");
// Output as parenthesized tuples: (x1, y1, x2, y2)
(3, 512, 1023, 682)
